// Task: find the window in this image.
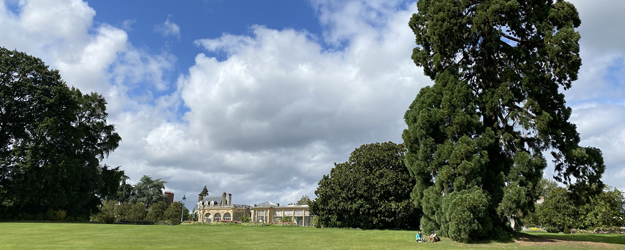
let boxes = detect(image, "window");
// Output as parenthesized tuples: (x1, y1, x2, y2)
(224, 213, 231, 221)
(205, 213, 211, 223)
(214, 213, 221, 221)
(257, 216, 264, 222)
(274, 210, 283, 217)
(305, 210, 310, 216)
(284, 211, 293, 216)
(295, 210, 303, 216)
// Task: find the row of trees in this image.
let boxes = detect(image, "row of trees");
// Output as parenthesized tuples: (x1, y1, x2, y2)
(313, 0, 615, 243)
(91, 175, 189, 224)
(92, 200, 189, 225)
(0, 47, 123, 220)
(523, 180, 625, 231)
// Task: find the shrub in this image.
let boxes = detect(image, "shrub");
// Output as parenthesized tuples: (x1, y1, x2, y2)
(563, 225, 571, 234)
(543, 226, 560, 233)
(239, 215, 251, 223)
(272, 222, 298, 227)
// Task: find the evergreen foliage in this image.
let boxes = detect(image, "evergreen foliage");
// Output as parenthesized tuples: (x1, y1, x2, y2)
(296, 195, 311, 205)
(310, 142, 421, 229)
(199, 186, 209, 198)
(128, 175, 167, 208)
(403, 0, 605, 242)
(0, 47, 122, 220)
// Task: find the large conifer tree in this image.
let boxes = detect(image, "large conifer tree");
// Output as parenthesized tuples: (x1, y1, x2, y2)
(403, 0, 605, 242)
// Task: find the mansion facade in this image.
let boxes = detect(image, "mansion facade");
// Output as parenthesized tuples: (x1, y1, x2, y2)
(194, 192, 311, 226)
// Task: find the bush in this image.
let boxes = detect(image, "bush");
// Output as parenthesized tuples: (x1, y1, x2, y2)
(272, 222, 298, 227)
(146, 201, 168, 223)
(279, 216, 293, 223)
(239, 215, 251, 223)
(241, 222, 270, 227)
(311, 216, 320, 228)
(563, 225, 571, 234)
(46, 209, 66, 221)
(543, 226, 560, 233)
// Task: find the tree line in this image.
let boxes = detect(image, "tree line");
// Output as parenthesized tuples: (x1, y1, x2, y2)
(92, 175, 190, 225)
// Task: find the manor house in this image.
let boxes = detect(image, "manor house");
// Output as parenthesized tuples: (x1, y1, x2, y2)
(194, 192, 310, 226)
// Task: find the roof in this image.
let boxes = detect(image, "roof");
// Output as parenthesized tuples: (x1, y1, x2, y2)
(255, 201, 279, 208)
(200, 195, 224, 205)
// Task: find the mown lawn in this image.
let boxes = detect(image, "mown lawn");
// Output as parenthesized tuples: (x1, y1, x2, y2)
(0, 222, 624, 249)
(526, 232, 625, 245)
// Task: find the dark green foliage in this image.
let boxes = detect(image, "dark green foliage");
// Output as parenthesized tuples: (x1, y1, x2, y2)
(128, 175, 167, 208)
(310, 142, 421, 229)
(163, 202, 190, 225)
(403, 0, 605, 242)
(199, 186, 209, 198)
(146, 201, 168, 223)
(581, 188, 625, 227)
(0, 47, 122, 220)
(533, 186, 625, 230)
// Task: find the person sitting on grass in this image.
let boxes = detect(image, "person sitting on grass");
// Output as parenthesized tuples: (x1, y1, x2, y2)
(429, 231, 440, 243)
(415, 231, 424, 242)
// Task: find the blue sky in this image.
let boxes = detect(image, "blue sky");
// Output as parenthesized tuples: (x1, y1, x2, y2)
(1, 0, 624, 210)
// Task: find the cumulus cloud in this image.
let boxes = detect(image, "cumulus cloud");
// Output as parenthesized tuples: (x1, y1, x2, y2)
(1, 0, 624, 209)
(154, 15, 180, 38)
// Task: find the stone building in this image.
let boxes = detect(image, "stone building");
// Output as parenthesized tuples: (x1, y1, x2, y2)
(195, 192, 251, 223)
(252, 201, 311, 226)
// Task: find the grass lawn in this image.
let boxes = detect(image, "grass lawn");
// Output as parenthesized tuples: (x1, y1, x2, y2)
(526, 232, 625, 245)
(0, 222, 624, 249)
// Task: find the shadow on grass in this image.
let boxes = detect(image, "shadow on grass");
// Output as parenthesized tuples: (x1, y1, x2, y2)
(523, 232, 625, 245)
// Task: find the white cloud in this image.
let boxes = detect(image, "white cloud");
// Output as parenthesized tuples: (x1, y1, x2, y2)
(121, 19, 136, 31)
(1, 0, 624, 208)
(154, 15, 180, 38)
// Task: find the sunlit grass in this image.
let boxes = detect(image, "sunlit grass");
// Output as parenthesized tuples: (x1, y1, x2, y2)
(0, 222, 623, 249)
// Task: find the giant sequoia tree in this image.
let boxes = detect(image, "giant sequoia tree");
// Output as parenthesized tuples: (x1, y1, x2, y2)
(0, 47, 122, 219)
(310, 142, 421, 229)
(403, 0, 605, 242)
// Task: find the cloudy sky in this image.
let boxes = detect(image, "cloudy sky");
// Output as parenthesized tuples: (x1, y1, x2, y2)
(1, 0, 623, 209)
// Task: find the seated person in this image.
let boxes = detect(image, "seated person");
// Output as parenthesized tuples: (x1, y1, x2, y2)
(415, 231, 424, 242)
(429, 231, 440, 242)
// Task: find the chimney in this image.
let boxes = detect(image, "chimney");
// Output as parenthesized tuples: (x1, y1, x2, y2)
(227, 193, 232, 206)
(221, 192, 227, 206)
(164, 192, 174, 205)
(277, 203, 280, 207)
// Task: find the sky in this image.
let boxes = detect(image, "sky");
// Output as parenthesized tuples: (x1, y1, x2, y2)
(1, 0, 624, 210)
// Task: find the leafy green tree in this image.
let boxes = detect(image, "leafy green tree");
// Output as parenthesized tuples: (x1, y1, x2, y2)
(539, 178, 559, 198)
(116, 175, 133, 203)
(310, 142, 421, 229)
(0, 47, 122, 220)
(536, 187, 577, 230)
(163, 201, 190, 225)
(296, 195, 311, 205)
(92, 200, 117, 224)
(129, 175, 167, 208)
(581, 187, 625, 227)
(146, 201, 168, 223)
(127, 202, 147, 223)
(113, 203, 132, 223)
(403, 0, 604, 242)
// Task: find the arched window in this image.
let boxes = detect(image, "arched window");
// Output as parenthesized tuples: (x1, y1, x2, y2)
(223, 212, 231, 221)
(204, 213, 211, 223)
(214, 213, 221, 221)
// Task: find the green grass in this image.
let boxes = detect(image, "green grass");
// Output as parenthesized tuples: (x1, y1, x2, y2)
(0, 222, 624, 249)
(527, 232, 625, 245)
